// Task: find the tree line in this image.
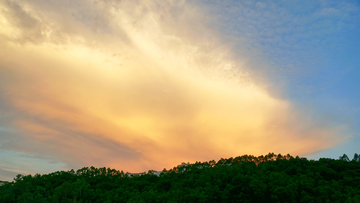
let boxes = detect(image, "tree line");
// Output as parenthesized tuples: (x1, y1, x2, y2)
(0, 153, 360, 203)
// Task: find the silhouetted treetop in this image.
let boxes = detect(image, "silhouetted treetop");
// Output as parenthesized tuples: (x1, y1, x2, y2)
(1, 152, 359, 203)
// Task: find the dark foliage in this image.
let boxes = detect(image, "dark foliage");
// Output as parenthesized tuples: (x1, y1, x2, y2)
(1, 153, 360, 203)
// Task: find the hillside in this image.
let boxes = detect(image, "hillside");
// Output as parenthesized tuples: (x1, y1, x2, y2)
(1, 153, 360, 203)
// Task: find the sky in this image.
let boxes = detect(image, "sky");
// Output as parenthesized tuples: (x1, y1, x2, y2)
(0, 0, 359, 181)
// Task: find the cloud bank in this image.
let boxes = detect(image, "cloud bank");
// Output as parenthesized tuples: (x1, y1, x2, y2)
(0, 0, 346, 179)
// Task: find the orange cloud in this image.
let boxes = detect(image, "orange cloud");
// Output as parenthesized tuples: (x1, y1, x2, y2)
(0, 0, 344, 173)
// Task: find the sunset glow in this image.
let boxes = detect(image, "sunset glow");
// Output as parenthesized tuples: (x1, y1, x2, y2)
(0, 0, 359, 180)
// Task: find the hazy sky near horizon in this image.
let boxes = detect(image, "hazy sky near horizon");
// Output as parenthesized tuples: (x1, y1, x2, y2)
(0, 0, 359, 181)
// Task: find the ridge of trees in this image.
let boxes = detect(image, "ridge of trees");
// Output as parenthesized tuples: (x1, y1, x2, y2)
(0, 153, 360, 203)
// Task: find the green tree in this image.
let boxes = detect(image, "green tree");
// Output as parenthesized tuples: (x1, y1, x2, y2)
(339, 154, 350, 162)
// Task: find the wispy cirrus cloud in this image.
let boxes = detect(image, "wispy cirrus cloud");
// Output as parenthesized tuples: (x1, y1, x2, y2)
(0, 0, 350, 180)
(196, 0, 360, 93)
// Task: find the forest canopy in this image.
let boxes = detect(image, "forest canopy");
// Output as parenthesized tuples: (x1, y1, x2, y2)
(1, 153, 360, 203)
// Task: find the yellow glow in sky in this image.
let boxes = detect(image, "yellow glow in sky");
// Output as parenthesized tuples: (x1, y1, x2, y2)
(0, 0, 343, 173)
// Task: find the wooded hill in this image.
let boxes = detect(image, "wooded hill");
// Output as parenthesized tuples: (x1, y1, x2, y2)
(1, 153, 360, 203)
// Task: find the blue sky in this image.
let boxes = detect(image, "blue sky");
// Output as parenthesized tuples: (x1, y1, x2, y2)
(0, 0, 359, 181)
(197, 0, 360, 158)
